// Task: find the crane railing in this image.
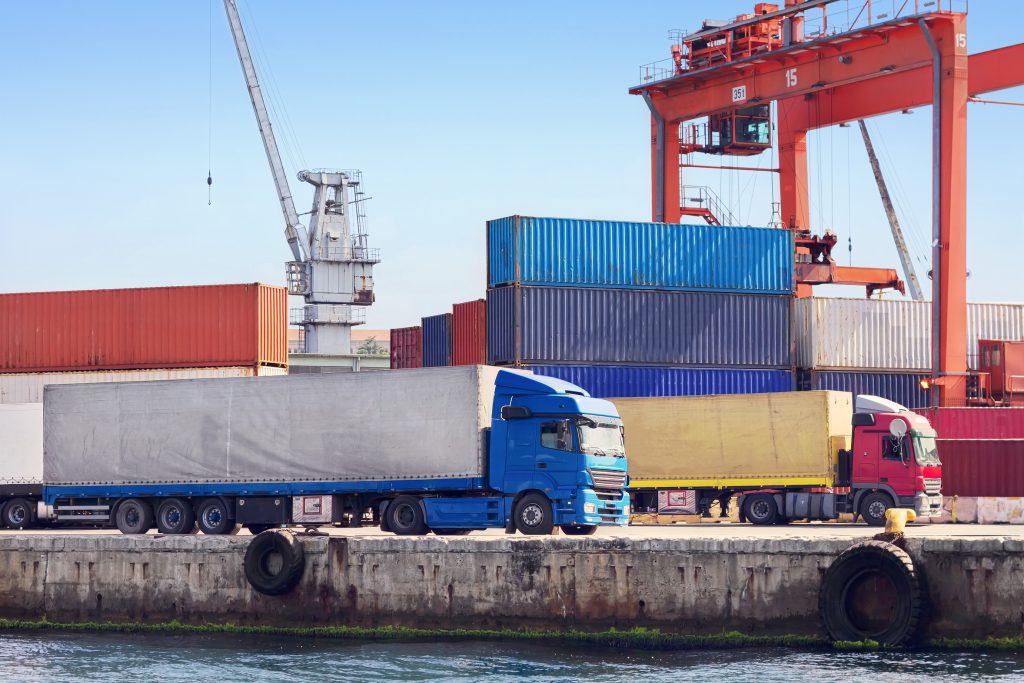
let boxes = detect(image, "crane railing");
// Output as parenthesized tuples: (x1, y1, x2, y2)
(637, 0, 968, 85)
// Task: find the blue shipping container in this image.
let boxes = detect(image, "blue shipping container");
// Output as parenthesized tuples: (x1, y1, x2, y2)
(421, 313, 452, 367)
(526, 365, 794, 398)
(487, 216, 794, 294)
(803, 370, 931, 409)
(487, 286, 793, 368)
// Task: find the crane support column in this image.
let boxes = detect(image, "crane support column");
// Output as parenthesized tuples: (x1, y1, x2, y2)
(777, 101, 809, 232)
(922, 15, 969, 406)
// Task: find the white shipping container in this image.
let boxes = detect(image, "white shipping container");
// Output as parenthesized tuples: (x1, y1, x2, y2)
(0, 366, 287, 404)
(0, 403, 43, 484)
(794, 297, 1024, 371)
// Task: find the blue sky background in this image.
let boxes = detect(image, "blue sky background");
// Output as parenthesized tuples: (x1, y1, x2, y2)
(1, 1, 1021, 329)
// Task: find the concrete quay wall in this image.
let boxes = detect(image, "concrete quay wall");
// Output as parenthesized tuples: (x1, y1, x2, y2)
(0, 534, 1020, 639)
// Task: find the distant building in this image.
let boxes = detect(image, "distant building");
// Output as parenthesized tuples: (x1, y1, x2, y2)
(288, 327, 390, 356)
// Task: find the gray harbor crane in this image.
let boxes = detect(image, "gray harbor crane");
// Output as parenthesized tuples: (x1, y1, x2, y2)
(223, 0, 379, 354)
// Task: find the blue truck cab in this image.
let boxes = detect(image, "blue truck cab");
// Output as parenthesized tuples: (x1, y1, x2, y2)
(409, 370, 630, 536)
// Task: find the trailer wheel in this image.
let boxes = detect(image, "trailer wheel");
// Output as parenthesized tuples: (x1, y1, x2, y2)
(860, 492, 893, 527)
(514, 493, 554, 535)
(560, 524, 598, 536)
(156, 498, 196, 535)
(2, 498, 35, 530)
(743, 493, 778, 526)
(115, 498, 154, 535)
(244, 529, 305, 596)
(819, 540, 923, 645)
(386, 496, 427, 535)
(196, 498, 235, 535)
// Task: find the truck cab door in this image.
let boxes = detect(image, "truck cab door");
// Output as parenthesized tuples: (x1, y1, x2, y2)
(878, 434, 913, 495)
(852, 430, 881, 486)
(504, 419, 540, 486)
(537, 420, 578, 487)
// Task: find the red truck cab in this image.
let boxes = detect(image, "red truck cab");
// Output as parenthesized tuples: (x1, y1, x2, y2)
(851, 396, 943, 525)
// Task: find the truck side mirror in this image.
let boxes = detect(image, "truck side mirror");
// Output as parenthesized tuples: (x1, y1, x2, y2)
(501, 405, 532, 420)
(557, 419, 573, 451)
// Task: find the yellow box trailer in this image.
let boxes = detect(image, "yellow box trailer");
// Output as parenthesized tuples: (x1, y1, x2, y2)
(609, 390, 940, 525)
(613, 391, 852, 490)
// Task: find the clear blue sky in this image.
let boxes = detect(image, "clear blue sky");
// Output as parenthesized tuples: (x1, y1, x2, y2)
(1, 1, 1021, 329)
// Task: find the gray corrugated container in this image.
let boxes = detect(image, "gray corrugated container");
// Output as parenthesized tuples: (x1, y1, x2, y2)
(44, 366, 501, 486)
(487, 216, 794, 294)
(487, 286, 792, 368)
(0, 403, 43, 484)
(794, 297, 1024, 371)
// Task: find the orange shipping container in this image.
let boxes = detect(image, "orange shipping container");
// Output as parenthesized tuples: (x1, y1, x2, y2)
(0, 283, 287, 373)
(452, 299, 486, 366)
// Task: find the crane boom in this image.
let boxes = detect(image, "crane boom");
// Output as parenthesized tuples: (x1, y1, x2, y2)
(223, 0, 308, 262)
(857, 120, 924, 301)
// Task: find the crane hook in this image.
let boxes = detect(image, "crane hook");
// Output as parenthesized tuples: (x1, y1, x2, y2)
(207, 171, 213, 206)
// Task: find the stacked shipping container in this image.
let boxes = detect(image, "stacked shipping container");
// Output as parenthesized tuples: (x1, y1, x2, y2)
(389, 326, 423, 369)
(485, 216, 796, 398)
(794, 297, 1024, 409)
(421, 313, 453, 368)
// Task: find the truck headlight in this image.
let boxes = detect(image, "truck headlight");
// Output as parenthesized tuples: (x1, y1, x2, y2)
(584, 502, 597, 514)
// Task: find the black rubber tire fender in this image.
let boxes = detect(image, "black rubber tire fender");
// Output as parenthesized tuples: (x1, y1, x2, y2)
(859, 492, 893, 527)
(514, 493, 555, 535)
(386, 495, 428, 536)
(560, 524, 598, 536)
(2, 498, 35, 530)
(196, 497, 235, 535)
(743, 492, 779, 526)
(115, 498, 154, 535)
(156, 498, 197, 535)
(819, 540, 923, 645)
(244, 529, 305, 596)
(245, 524, 272, 536)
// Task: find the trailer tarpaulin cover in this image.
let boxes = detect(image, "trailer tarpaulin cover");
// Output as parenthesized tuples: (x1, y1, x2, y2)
(44, 366, 499, 485)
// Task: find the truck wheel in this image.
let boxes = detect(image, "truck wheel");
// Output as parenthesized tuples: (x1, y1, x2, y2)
(196, 498, 235, 535)
(819, 540, 923, 645)
(514, 493, 554, 535)
(115, 498, 154, 535)
(860, 492, 892, 527)
(156, 498, 196, 535)
(2, 498, 35, 530)
(560, 524, 598, 536)
(743, 493, 778, 526)
(244, 529, 305, 596)
(386, 496, 427, 535)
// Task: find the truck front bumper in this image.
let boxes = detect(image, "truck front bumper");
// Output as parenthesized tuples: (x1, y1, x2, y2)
(914, 492, 943, 518)
(563, 488, 630, 526)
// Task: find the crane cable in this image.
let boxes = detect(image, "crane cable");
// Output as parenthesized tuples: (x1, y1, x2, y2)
(207, 0, 213, 205)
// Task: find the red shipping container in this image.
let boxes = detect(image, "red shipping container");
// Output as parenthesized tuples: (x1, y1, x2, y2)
(451, 299, 486, 366)
(390, 326, 422, 369)
(936, 439, 1024, 497)
(0, 283, 287, 373)
(918, 407, 1024, 440)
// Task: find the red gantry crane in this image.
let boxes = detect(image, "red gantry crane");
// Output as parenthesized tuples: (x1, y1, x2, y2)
(631, 0, 1024, 406)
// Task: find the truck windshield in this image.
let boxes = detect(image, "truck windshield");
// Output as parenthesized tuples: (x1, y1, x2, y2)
(914, 436, 942, 466)
(577, 417, 625, 457)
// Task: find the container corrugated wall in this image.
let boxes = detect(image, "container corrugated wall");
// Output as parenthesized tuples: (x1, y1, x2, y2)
(0, 283, 288, 373)
(487, 286, 792, 368)
(421, 313, 452, 367)
(452, 299, 486, 366)
(487, 216, 794, 294)
(0, 366, 285, 404)
(389, 327, 422, 369)
(803, 370, 930, 409)
(917, 408, 1024, 440)
(526, 365, 794, 398)
(934, 440, 1024, 497)
(794, 297, 1024, 370)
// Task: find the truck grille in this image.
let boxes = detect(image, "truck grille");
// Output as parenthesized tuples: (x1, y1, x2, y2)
(925, 478, 942, 496)
(589, 468, 626, 491)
